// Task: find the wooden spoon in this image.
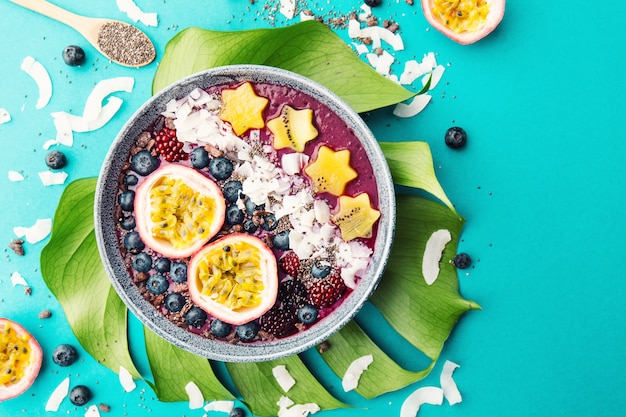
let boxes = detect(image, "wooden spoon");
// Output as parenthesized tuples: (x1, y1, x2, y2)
(9, 0, 156, 67)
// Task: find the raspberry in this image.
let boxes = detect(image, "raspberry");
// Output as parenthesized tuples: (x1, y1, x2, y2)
(308, 272, 346, 308)
(259, 305, 296, 337)
(279, 251, 300, 277)
(154, 128, 188, 162)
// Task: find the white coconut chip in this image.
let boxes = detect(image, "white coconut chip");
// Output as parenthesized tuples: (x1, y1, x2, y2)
(45, 376, 70, 412)
(299, 11, 315, 21)
(21, 56, 52, 109)
(84, 404, 101, 417)
(375, 50, 395, 76)
(279, 0, 296, 19)
(204, 400, 235, 413)
(8, 171, 24, 181)
(440, 360, 462, 405)
(119, 365, 136, 392)
(82, 77, 134, 122)
(422, 229, 452, 285)
(342, 354, 374, 392)
(13, 218, 52, 244)
(39, 170, 68, 186)
(11, 271, 28, 287)
(281, 152, 309, 175)
(273, 365, 297, 393)
(185, 381, 205, 410)
(393, 94, 431, 118)
(0, 107, 11, 124)
(400, 386, 444, 417)
(277, 396, 320, 417)
(425, 65, 445, 90)
(51, 112, 74, 146)
(116, 0, 158, 27)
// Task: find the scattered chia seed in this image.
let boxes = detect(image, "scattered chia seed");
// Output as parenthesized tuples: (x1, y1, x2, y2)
(97, 21, 156, 67)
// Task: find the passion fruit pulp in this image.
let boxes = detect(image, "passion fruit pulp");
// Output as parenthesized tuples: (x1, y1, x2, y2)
(134, 164, 226, 259)
(421, 0, 505, 45)
(188, 233, 278, 326)
(0, 318, 43, 402)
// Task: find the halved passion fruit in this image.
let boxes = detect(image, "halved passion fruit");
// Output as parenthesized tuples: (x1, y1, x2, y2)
(188, 233, 278, 326)
(134, 164, 226, 258)
(0, 318, 43, 402)
(421, 0, 505, 45)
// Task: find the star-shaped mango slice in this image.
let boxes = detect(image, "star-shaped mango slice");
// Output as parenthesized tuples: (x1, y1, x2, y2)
(267, 105, 318, 152)
(219, 82, 269, 136)
(303, 145, 358, 196)
(332, 193, 381, 241)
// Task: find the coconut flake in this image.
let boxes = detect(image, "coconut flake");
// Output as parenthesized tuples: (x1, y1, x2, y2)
(374, 50, 395, 76)
(185, 381, 205, 410)
(84, 404, 101, 417)
(422, 229, 452, 285)
(21, 56, 52, 109)
(11, 271, 28, 287)
(427, 65, 446, 90)
(0, 108, 11, 124)
(38, 170, 68, 186)
(119, 365, 136, 392)
(273, 365, 297, 393)
(440, 360, 462, 405)
(82, 77, 134, 122)
(45, 376, 70, 412)
(279, 0, 296, 19)
(400, 386, 444, 417)
(116, 0, 158, 26)
(13, 218, 52, 244)
(342, 354, 374, 392)
(8, 171, 24, 181)
(277, 396, 320, 417)
(393, 94, 431, 118)
(204, 400, 235, 413)
(281, 152, 309, 175)
(51, 111, 74, 147)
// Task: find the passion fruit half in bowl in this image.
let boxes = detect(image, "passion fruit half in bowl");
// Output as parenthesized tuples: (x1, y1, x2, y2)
(95, 65, 396, 362)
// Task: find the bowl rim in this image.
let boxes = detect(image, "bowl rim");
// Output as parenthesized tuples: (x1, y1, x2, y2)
(94, 64, 396, 362)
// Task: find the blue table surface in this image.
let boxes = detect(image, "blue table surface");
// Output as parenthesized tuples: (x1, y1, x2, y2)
(1, 1, 625, 416)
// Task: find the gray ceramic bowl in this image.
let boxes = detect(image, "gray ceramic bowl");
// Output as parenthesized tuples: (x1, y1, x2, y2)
(95, 65, 396, 362)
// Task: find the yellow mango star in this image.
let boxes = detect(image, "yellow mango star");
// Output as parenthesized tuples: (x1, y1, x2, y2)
(332, 193, 381, 241)
(267, 105, 318, 152)
(219, 82, 269, 136)
(304, 145, 358, 196)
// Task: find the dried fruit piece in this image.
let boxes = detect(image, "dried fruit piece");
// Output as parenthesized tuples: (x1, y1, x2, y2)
(219, 82, 269, 136)
(188, 234, 278, 325)
(134, 164, 226, 258)
(421, 0, 505, 45)
(332, 193, 381, 241)
(304, 145, 358, 196)
(0, 318, 43, 402)
(267, 105, 318, 152)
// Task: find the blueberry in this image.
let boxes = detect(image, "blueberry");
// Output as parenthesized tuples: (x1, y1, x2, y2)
(226, 205, 245, 225)
(261, 213, 278, 231)
(123, 231, 145, 254)
(272, 230, 290, 251)
(209, 157, 234, 181)
(452, 253, 472, 269)
(210, 319, 232, 338)
(165, 292, 186, 312)
(62, 45, 86, 66)
(236, 321, 259, 342)
(132, 252, 153, 272)
(311, 260, 331, 278)
(185, 307, 207, 328)
(364, 0, 382, 6)
(170, 261, 188, 283)
(45, 150, 67, 170)
(244, 197, 264, 215)
(242, 219, 258, 234)
(118, 190, 135, 211)
(125, 174, 138, 186)
(444, 126, 467, 149)
(230, 407, 247, 417)
(223, 180, 243, 203)
(119, 215, 136, 230)
(69, 385, 91, 406)
(51, 344, 78, 367)
(190, 147, 210, 169)
(131, 150, 160, 176)
(297, 304, 319, 325)
(146, 274, 168, 294)
(153, 257, 171, 273)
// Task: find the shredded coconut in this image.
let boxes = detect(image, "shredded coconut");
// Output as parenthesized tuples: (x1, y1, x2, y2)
(119, 365, 136, 392)
(422, 229, 452, 285)
(116, 0, 158, 26)
(342, 354, 374, 392)
(10, 271, 28, 287)
(440, 360, 462, 405)
(38, 170, 68, 186)
(20, 56, 52, 109)
(13, 218, 52, 244)
(84, 405, 101, 417)
(45, 376, 70, 412)
(400, 386, 444, 417)
(204, 400, 235, 413)
(185, 381, 204, 409)
(0, 107, 11, 124)
(273, 365, 296, 392)
(8, 171, 24, 181)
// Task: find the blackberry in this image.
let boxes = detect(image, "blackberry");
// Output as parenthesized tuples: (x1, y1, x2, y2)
(277, 279, 308, 309)
(132, 252, 152, 272)
(185, 307, 207, 328)
(210, 319, 232, 338)
(453, 253, 472, 269)
(51, 344, 78, 367)
(146, 274, 168, 294)
(130, 150, 160, 176)
(444, 126, 468, 149)
(62, 45, 86, 66)
(165, 292, 186, 312)
(236, 321, 259, 342)
(190, 147, 210, 169)
(69, 385, 91, 406)
(209, 157, 234, 181)
(259, 305, 297, 337)
(170, 262, 188, 283)
(118, 190, 135, 211)
(45, 150, 67, 170)
(155, 127, 187, 162)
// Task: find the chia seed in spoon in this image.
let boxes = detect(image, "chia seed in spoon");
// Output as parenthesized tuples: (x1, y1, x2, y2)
(97, 21, 155, 67)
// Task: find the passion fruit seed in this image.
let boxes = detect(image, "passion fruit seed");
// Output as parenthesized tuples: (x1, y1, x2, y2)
(1, 325, 32, 385)
(432, 0, 489, 34)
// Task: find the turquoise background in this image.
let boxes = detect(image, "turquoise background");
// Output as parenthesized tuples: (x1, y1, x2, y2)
(1, 0, 625, 416)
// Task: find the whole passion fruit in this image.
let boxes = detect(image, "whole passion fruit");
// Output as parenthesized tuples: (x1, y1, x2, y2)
(0, 318, 43, 402)
(188, 233, 279, 326)
(421, 0, 505, 45)
(134, 164, 226, 259)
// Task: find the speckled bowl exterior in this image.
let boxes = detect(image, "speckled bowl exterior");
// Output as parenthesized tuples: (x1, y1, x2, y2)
(95, 65, 396, 362)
